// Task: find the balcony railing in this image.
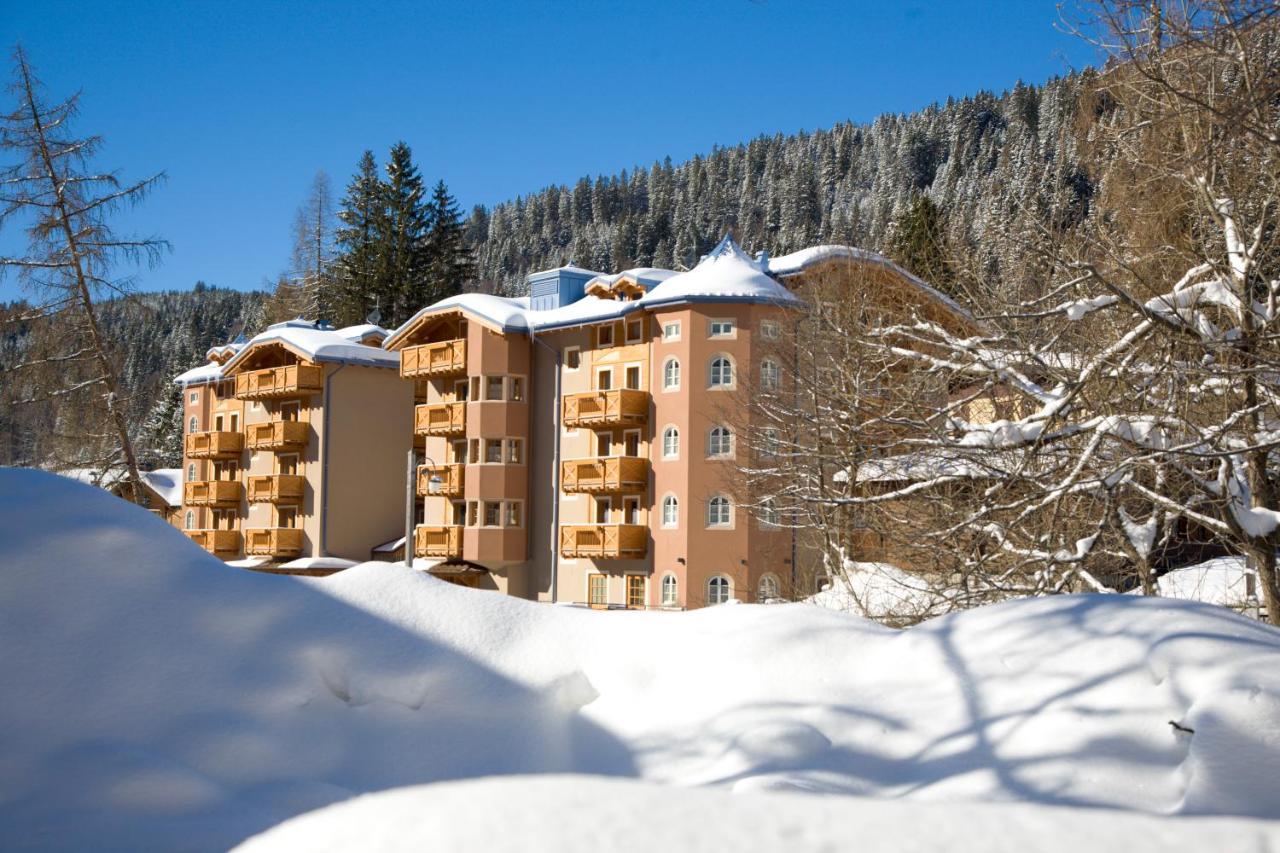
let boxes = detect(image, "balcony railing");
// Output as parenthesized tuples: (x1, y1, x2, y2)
(401, 339, 467, 379)
(561, 456, 648, 494)
(243, 527, 304, 557)
(184, 480, 242, 507)
(246, 420, 309, 452)
(246, 474, 305, 504)
(414, 524, 463, 558)
(184, 431, 244, 459)
(562, 388, 649, 428)
(234, 364, 324, 400)
(417, 463, 465, 497)
(185, 529, 241, 556)
(414, 402, 466, 436)
(560, 523, 648, 559)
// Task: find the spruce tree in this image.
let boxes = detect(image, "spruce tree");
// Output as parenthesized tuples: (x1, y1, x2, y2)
(332, 151, 385, 325)
(888, 192, 956, 294)
(377, 142, 431, 325)
(423, 179, 474, 303)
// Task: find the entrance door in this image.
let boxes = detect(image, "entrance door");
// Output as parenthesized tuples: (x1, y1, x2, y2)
(623, 496, 641, 525)
(596, 432, 612, 457)
(594, 497, 612, 524)
(627, 575, 645, 609)
(624, 430, 640, 457)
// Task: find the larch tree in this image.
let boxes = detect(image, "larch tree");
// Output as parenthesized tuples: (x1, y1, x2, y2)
(0, 46, 166, 503)
(291, 169, 336, 322)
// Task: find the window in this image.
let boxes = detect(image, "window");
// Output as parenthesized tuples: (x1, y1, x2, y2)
(469, 438, 480, 464)
(662, 321, 681, 341)
(594, 497, 611, 524)
(663, 358, 680, 390)
(596, 432, 612, 457)
(506, 438, 523, 464)
(760, 320, 781, 340)
(188, 416, 199, 434)
(758, 574, 780, 602)
(589, 574, 608, 606)
(662, 495, 679, 527)
(278, 506, 298, 529)
(510, 377, 524, 401)
(564, 347, 581, 371)
(184, 510, 194, 530)
(626, 320, 643, 343)
(761, 359, 780, 390)
(506, 502, 522, 527)
(760, 499, 780, 527)
(708, 426, 733, 458)
(454, 380, 470, 401)
(627, 575, 645, 609)
(596, 368, 613, 391)
(486, 376, 504, 401)
(707, 495, 732, 527)
(597, 324, 614, 348)
(189, 391, 199, 404)
(483, 501, 502, 527)
(186, 463, 196, 482)
(467, 501, 478, 526)
(707, 575, 731, 605)
(624, 431, 641, 457)
(625, 365, 641, 390)
(485, 439, 503, 463)
(452, 502, 466, 525)
(709, 356, 734, 388)
(761, 427, 781, 459)
(709, 319, 735, 337)
(661, 574, 678, 606)
(663, 427, 680, 459)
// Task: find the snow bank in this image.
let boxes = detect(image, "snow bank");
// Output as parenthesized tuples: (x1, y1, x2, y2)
(808, 560, 943, 621)
(1159, 556, 1259, 609)
(4, 468, 1280, 850)
(237, 775, 1280, 853)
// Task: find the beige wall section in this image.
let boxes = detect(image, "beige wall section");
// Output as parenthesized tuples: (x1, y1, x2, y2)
(323, 363, 414, 561)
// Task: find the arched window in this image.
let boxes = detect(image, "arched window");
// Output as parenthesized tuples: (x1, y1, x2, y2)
(758, 574, 780, 602)
(709, 356, 734, 388)
(760, 359, 780, 390)
(661, 574, 679, 606)
(663, 426, 680, 459)
(662, 494, 679, 527)
(663, 357, 681, 390)
(184, 510, 195, 530)
(707, 575, 731, 605)
(188, 415, 199, 434)
(708, 426, 733, 457)
(186, 463, 196, 482)
(707, 495, 732, 527)
(760, 499, 779, 527)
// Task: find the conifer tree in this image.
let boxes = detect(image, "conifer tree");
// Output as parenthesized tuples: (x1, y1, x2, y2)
(423, 179, 474, 303)
(332, 151, 385, 325)
(377, 141, 430, 325)
(888, 193, 955, 293)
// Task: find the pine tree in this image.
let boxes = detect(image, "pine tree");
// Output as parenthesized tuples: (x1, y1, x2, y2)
(377, 142, 431, 325)
(888, 192, 956, 293)
(140, 384, 183, 468)
(332, 151, 385, 326)
(423, 179, 474, 304)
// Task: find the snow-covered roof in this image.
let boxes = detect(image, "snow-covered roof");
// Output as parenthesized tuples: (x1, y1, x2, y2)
(335, 324, 388, 344)
(854, 449, 1011, 484)
(142, 469, 182, 506)
(768, 244, 976, 326)
(585, 267, 679, 290)
(223, 320, 398, 372)
(637, 237, 802, 309)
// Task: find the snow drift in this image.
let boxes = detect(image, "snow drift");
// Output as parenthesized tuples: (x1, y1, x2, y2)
(3, 468, 1280, 850)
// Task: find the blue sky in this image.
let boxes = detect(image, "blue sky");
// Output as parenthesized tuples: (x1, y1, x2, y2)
(0, 1, 1098, 299)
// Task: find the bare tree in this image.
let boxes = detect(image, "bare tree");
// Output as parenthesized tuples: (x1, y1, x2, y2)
(0, 46, 167, 502)
(291, 170, 335, 320)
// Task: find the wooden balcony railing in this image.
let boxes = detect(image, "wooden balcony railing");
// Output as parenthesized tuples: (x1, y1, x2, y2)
(401, 339, 467, 379)
(415, 524, 463, 558)
(184, 480, 242, 507)
(562, 389, 649, 428)
(561, 456, 648, 494)
(185, 529, 241, 556)
(184, 431, 244, 459)
(245, 474, 305, 504)
(246, 420, 309, 451)
(234, 364, 324, 400)
(417, 463, 465, 497)
(243, 527, 304, 557)
(560, 523, 648, 559)
(414, 402, 466, 436)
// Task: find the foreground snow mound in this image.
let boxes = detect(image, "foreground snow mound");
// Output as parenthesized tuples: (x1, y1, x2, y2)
(236, 775, 1280, 853)
(3, 468, 1280, 850)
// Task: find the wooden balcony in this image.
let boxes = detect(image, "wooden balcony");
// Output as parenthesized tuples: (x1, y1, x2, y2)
(185, 431, 243, 460)
(560, 524, 648, 559)
(417, 463, 465, 497)
(415, 524, 463, 558)
(234, 364, 324, 400)
(561, 456, 648, 494)
(243, 527, 304, 558)
(562, 389, 649, 428)
(185, 529, 241, 557)
(414, 402, 466, 436)
(246, 420, 309, 452)
(184, 480, 242, 507)
(246, 474, 305, 504)
(401, 339, 467, 379)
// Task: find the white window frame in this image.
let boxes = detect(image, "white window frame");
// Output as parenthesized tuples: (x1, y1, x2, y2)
(760, 320, 781, 340)
(662, 321, 681, 342)
(189, 390, 199, 404)
(563, 346, 581, 372)
(184, 510, 195, 530)
(662, 426, 680, 459)
(661, 573, 679, 606)
(709, 318, 736, 339)
(760, 358, 780, 390)
(186, 463, 196, 482)
(708, 426, 733, 458)
(759, 499, 780, 527)
(625, 318, 644, 344)
(188, 415, 199, 434)
(595, 367, 614, 391)
(597, 324, 615, 348)
(708, 354, 735, 390)
(661, 494, 679, 528)
(663, 357, 681, 391)
(758, 574, 780, 601)
(707, 575, 731, 605)
(707, 495, 733, 528)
